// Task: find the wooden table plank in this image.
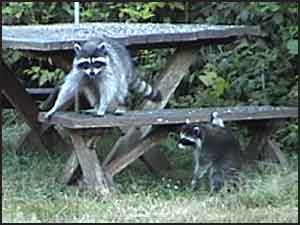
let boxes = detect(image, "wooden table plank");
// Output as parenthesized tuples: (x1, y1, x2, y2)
(2, 23, 261, 51)
(39, 106, 298, 129)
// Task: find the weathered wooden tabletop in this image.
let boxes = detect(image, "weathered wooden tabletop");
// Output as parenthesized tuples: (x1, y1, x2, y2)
(2, 22, 261, 51)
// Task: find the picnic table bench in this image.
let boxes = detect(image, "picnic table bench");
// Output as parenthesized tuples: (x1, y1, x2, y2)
(2, 22, 297, 195)
(38, 106, 297, 194)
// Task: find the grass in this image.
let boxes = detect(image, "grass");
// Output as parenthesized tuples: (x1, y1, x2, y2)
(2, 115, 298, 223)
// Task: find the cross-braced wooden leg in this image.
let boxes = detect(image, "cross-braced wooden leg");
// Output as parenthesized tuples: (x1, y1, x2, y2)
(61, 151, 81, 185)
(243, 120, 287, 167)
(1, 60, 69, 154)
(264, 139, 288, 168)
(104, 127, 170, 178)
(68, 132, 116, 195)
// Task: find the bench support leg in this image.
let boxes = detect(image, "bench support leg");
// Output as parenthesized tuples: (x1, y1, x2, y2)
(104, 127, 169, 177)
(61, 150, 82, 185)
(68, 132, 116, 195)
(244, 120, 287, 167)
(263, 139, 288, 167)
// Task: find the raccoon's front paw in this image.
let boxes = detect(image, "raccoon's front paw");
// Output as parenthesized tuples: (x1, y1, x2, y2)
(95, 111, 105, 117)
(44, 111, 55, 121)
(80, 108, 97, 115)
(114, 107, 126, 116)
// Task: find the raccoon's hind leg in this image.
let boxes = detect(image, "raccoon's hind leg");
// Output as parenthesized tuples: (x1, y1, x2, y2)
(208, 167, 224, 193)
(114, 96, 128, 116)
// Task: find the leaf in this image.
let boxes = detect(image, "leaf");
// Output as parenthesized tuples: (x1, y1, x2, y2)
(286, 40, 298, 55)
(168, 2, 184, 11)
(198, 71, 217, 87)
(32, 74, 39, 80)
(212, 77, 228, 97)
(39, 74, 49, 86)
(15, 11, 23, 19)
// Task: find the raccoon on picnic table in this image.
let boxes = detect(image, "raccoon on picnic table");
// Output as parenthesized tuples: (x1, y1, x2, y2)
(45, 36, 161, 119)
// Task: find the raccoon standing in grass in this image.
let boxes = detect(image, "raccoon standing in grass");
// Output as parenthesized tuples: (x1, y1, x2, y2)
(178, 112, 242, 193)
(45, 36, 161, 119)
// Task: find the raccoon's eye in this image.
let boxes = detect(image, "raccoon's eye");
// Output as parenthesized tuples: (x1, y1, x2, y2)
(78, 62, 90, 70)
(93, 61, 106, 68)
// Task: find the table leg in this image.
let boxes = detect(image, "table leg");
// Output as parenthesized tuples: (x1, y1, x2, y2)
(0, 60, 68, 153)
(243, 120, 287, 167)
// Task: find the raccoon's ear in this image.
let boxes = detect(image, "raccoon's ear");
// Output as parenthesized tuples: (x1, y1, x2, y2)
(74, 42, 82, 55)
(97, 43, 108, 55)
(193, 126, 202, 138)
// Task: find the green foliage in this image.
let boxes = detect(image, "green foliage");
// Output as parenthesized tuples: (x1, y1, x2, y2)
(2, 2, 73, 24)
(277, 121, 299, 154)
(2, 49, 23, 65)
(197, 64, 229, 98)
(24, 66, 64, 86)
(118, 2, 185, 22)
(286, 39, 298, 55)
(119, 3, 161, 21)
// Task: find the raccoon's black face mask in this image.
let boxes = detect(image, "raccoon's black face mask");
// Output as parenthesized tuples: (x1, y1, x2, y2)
(177, 124, 203, 150)
(74, 41, 108, 79)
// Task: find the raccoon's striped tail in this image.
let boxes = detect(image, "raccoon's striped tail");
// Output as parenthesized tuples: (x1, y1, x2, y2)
(130, 78, 162, 102)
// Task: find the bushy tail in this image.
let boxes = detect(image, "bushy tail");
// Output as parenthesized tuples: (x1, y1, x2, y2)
(130, 78, 162, 102)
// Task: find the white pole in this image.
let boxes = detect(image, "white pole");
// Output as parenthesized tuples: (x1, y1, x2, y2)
(74, 2, 80, 112)
(74, 2, 80, 25)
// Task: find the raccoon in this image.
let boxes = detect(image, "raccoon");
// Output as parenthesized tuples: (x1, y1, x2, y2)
(45, 37, 161, 119)
(177, 114, 242, 193)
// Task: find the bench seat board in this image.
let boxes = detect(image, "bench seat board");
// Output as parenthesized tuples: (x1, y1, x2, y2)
(39, 106, 298, 129)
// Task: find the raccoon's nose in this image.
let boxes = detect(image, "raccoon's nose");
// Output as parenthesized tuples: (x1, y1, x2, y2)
(90, 71, 95, 76)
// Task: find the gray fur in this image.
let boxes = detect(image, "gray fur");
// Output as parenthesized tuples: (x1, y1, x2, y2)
(178, 123, 242, 193)
(45, 37, 161, 119)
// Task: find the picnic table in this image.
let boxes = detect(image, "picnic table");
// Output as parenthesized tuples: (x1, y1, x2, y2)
(2, 22, 296, 195)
